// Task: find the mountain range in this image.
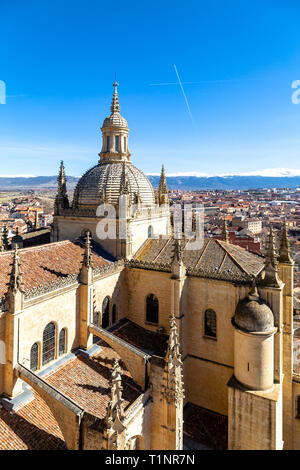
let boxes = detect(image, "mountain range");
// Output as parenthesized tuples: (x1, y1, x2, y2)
(0, 169, 300, 191)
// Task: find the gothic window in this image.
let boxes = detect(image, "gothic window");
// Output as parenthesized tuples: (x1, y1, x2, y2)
(107, 136, 110, 151)
(42, 322, 56, 366)
(59, 328, 66, 356)
(204, 309, 217, 338)
(30, 343, 39, 371)
(112, 304, 117, 324)
(115, 135, 120, 152)
(148, 226, 153, 238)
(146, 294, 159, 324)
(102, 296, 110, 329)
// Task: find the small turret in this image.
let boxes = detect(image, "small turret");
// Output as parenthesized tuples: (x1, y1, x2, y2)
(171, 238, 186, 279)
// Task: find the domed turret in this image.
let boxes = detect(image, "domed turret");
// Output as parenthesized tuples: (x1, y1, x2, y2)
(232, 283, 276, 391)
(233, 285, 274, 333)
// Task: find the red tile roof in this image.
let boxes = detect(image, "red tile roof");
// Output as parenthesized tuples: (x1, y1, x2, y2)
(0, 240, 110, 300)
(0, 392, 64, 450)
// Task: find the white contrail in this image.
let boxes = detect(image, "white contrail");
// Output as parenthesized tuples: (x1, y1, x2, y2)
(173, 64, 194, 123)
(149, 79, 234, 86)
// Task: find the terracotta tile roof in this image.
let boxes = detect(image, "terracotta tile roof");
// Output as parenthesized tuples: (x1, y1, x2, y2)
(133, 237, 264, 283)
(183, 402, 228, 450)
(0, 342, 141, 449)
(0, 240, 110, 301)
(45, 341, 141, 419)
(112, 319, 169, 357)
(0, 391, 64, 450)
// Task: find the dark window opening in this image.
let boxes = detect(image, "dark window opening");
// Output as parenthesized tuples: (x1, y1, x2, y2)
(146, 294, 159, 324)
(204, 309, 217, 338)
(102, 296, 110, 329)
(59, 328, 66, 356)
(112, 304, 117, 324)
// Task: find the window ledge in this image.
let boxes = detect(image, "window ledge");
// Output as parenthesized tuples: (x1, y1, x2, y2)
(203, 335, 217, 341)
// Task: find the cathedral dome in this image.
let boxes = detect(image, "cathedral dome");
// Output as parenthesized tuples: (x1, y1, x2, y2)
(102, 113, 128, 129)
(233, 286, 274, 333)
(72, 162, 155, 208)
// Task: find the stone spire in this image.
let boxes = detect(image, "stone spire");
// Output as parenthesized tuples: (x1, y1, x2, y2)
(55, 161, 69, 214)
(279, 219, 293, 264)
(221, 217, 229, 243)
(158, 164, 169, 205)
(111, 81, 120, 114)
(161, 313, 184, 405)
(260, 224, 281, 288)
(6, 247, 24, 313)
(80, 231, 94, 285)
(105, 358, 126, 449)
(171, 238, 185, 279)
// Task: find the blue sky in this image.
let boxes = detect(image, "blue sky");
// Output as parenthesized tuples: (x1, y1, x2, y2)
(1, 0, 300, 176)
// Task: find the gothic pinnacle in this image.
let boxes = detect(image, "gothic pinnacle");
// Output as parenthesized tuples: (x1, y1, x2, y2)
(279, 219, 293, 264)
(107, 358, 125, 423)
(8, 246, 24, 295)
(83, 231, 93, 269)
(260, 223, 281, 288)
(158, 164, 169, 205)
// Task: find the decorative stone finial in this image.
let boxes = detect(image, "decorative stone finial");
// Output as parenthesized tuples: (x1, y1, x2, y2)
(158, 164, 169, 205)
(248, 278, 259, 300)
(279, 219, 293, 264)
(111, 81, 120, 114)
(221, 217, 229, 243)
(260, 224, 281, 288)
(80, 231, 94, 284)
(8, 247, 24, 294)
(171, 238, 185, 279)
(161, 313, 184, 405)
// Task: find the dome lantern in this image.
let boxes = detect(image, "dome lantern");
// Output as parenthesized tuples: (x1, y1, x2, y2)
(99, 82, 131, 163)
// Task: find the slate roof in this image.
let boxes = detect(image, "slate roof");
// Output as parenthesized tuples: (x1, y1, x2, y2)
(132, 237, 264, 284)
(0, 240, 111, 302)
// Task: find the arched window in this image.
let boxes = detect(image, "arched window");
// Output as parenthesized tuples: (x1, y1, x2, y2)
(42, 322, 56, 365)
(148, 226, 153, 238)
(204, 309, 217, 338)
(146, 294, 159, 324)
(102, 296, 110, 329)
(30, 343, 39, 371)
(59, 328, 66, 356)
(112, 304, 117, 324)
